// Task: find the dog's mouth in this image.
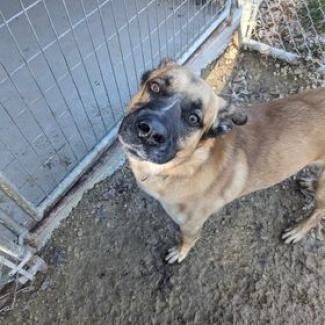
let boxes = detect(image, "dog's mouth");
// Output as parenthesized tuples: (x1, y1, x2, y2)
(121, 137, 176, 164)
(118, 126, 177, 164)
(127, 147, 141, 159)
(120, 141, 146, 161)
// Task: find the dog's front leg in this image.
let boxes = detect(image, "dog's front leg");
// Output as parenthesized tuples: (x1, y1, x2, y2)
(165, 214, 208, 264)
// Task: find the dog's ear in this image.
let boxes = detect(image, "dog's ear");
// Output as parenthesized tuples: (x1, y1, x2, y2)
(158, 57, 176, 68)
(140, 58, 176, 85)
(206, 101, 248, 138)
(141, 70, 152, 85)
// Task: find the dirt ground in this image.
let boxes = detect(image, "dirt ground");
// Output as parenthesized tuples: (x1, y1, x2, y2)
(1, 47, 325, 325)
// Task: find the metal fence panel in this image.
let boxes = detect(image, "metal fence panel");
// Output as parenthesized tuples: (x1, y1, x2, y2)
(0, 0, 232, 286)
(0, 0, 228, 209)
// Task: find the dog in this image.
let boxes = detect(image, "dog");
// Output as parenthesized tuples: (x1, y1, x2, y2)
(118, 58, 325, 264)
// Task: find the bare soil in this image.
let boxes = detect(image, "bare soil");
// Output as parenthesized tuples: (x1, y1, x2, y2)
(1, 48, 325, 325)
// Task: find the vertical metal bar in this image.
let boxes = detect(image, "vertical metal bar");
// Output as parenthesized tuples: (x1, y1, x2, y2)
(134, 0, 147, 70)
(196, 0, 202, 37)
(95, 0, 125, 114)
(122, 0, 141, 83)
(172, 0, 177, 58)
(204, 0, 208, 27)
(155, 0, 162, 61)
(164, 0, 169, 57)
(180, 0, 189, 52)
(61, 0, 106, 135)
(210, 0, 214, 22)
(178, 1, 183, 54)
(199, 0, 206, 32)
(186, 0, 190, 50)
(80, 0, 116, 124)
(144, 0, 156, 67)
(245, 0, 261, 41)
(0, 12, 79, 170)
(172, 0, 190, 58)
(178, 1, 181, 53)
(42, 0, 99, 146)
(19, 1, 90, 155)
(192, 0, 214, 34)
(109, 0, 133, 98)
(191, 3, 197, 42)
(180, 0, 188, 52)
(213, 0, 218, 18)
(199, 0, 205, 34)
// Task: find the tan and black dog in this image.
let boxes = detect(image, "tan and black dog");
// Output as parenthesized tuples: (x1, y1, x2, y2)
(118, 59, 325, 264)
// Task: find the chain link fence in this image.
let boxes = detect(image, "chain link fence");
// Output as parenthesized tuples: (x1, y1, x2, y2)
(242, 0, 325, 66)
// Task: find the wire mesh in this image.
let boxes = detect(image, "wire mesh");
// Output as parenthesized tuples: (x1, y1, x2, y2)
(0, 0, 228, 207)
(0, 0, 231, 287)
(246, 0, 325, 64)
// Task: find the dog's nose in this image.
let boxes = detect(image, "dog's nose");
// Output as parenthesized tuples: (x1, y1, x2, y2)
(137, 120, 167, 145)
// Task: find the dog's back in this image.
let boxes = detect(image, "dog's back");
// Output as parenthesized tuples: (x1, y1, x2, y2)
(239, 87, 325, 195)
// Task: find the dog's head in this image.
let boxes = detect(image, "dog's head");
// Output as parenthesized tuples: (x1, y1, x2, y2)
(118, 58, 247, 165)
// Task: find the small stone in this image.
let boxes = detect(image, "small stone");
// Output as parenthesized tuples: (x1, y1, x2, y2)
(103, 188, 116, 200)
(49, 247, 66, 266)
(294, 68, 302, 75)
(40, 278, 50, 291)
(95, 204, 107, 219)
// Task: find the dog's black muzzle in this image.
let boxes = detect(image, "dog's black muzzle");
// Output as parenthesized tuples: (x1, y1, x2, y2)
(118, 97, 180, 164)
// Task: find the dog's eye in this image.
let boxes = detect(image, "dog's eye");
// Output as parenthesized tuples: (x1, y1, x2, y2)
(150, 82, 160, 93)
(188, 113, 200, 125)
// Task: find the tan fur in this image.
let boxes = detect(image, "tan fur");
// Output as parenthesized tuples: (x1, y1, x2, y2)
(122, 64, 325, 263)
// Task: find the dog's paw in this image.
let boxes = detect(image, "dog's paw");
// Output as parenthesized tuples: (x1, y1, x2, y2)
(282, 225, 307, 244)
(165, 247, 187, 264)
(296, 177, 317, 196)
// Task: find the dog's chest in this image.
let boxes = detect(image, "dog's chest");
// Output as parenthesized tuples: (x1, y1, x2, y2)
(160, 202, 188, 225)
(137, 179, 162, 201)
(136, 176, 186, 217)
(137, 175, 178, 202)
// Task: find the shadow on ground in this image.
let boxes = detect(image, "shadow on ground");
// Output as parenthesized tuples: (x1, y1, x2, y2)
(1, 49, 325, 324)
